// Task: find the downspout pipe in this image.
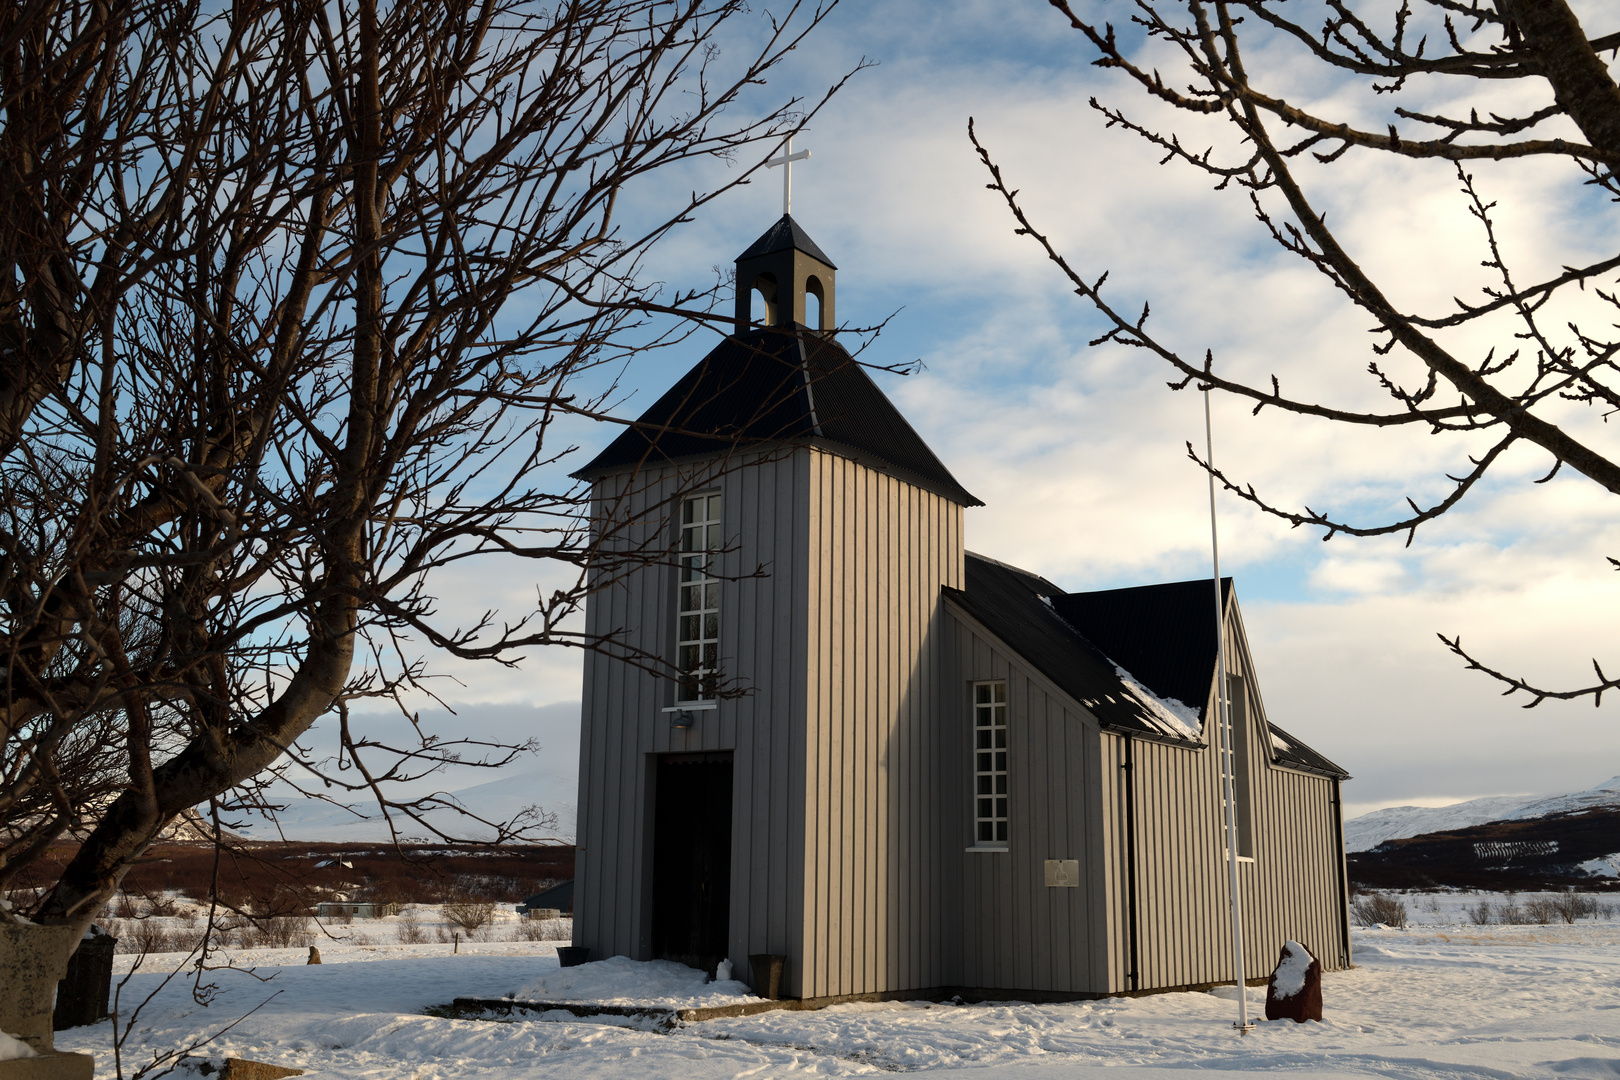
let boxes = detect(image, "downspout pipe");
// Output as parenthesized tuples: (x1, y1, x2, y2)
(1331, 777, 1353, 967)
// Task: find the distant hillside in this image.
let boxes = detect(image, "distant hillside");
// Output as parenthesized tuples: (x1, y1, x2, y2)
(1343, 776, 1620, 853)
(1501, 776, 1620, 821)
(154, 807, 250, 844)
(227, 766, 578, 844)
(1344, 794, 1539, 853)
(5, 837, 574, 911)
(1347, 803, 1620, 891)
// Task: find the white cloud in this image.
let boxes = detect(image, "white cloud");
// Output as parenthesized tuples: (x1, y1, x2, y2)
(1308, 557, 1411, 596)
(1251, 568, 1620, 818)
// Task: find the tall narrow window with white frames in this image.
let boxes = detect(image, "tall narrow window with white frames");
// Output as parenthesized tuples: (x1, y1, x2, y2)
(676, 492, 722, 702)
(973, 680, 1009, 845)
(1223, 672, 1255, 858)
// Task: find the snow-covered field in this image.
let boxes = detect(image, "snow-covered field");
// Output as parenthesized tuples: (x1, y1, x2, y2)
(96, 902, 571, 956)
(52, 893, 1620, 1080)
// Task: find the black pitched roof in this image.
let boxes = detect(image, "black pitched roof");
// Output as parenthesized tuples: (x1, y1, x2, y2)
(945, 555, 1200, 741)
(950, 552, 1349, 776)
(1056, 579, 1350, 774)
(1265, 722, 1350, 778)
(738, 214, 836, 267)
(574, 328, 979, 506)
(1051, 579, 1232, 725)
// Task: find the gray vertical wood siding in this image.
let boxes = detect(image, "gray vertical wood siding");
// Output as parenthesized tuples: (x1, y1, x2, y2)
(1098, 594, 1349, 994)
(939, 594, 1346, 997)
(938, 606, 1114, 996)
(576, 446, 969, 1000)
(798, 449, 964, 999)
(575, 450, 814, 981)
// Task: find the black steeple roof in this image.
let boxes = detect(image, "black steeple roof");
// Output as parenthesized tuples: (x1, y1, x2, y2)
(573, 327, 980, 506)
(737, 214, 836, 268)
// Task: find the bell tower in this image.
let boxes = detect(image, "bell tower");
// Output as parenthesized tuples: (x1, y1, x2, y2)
(733, 214, 837, 334)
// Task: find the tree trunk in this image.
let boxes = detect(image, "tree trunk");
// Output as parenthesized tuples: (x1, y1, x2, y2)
(36, 616, 356, 941)
(1499, 0, 1620, 157)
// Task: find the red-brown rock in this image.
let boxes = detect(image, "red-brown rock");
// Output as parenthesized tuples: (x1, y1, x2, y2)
(1264, 940, 1322, 1023)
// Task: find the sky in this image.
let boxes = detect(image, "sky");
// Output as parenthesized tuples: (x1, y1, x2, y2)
(310, 0, 1620, 830)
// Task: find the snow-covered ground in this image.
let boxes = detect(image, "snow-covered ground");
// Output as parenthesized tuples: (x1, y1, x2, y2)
(509, 954, 758, 1010)
(52, 893, 1620, 1080)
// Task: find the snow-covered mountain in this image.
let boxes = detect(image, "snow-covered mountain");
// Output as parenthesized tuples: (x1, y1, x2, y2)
(1344, 795, 1539, 852)
(1344, 775, 1620, 852)
(1502, 775, 1620, 821)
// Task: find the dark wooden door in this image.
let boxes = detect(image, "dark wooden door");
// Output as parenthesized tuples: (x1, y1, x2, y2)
(651, 752, 733, 975)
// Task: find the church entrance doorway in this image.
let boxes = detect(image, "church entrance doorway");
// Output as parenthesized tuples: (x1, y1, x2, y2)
(651, 751, 733, 976)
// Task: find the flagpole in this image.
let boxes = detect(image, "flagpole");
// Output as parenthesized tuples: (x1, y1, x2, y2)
(1206, 387, 1253, 1034)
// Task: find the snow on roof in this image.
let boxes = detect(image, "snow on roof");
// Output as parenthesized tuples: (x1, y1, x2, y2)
(951, 553, 1348, 776)
(1111, 663, 1201, 741)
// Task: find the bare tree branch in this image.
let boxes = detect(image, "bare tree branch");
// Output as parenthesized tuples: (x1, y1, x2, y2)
(971, 0, 1620, 703)
(1, 0, 853, 943)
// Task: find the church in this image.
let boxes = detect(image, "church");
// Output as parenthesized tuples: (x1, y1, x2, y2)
(570, 209, 1352, 1003)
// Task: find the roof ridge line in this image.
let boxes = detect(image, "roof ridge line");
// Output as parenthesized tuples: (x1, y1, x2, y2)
(965, 551, 1060, 593)
(797, 336, 824, 438)
(1067, 576, 1234, 598)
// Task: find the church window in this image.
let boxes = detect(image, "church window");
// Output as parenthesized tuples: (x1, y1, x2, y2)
(676, 492, 722, 702)
(1219, 673, 1255, 859)
(972, 680, 1009, 845)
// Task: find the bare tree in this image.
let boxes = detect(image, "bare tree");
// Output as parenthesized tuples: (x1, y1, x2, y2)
(973, 0, 1620, 706)
(0, 0, 848, 944)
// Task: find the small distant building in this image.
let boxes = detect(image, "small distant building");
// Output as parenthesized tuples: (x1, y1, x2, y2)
(571, 214, 1353, 1002)
(316, 901, 399, 919)
(517, 880, 574, 917)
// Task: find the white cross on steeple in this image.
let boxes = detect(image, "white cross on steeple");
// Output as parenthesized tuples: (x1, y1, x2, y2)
(765, 135, 810, 216)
